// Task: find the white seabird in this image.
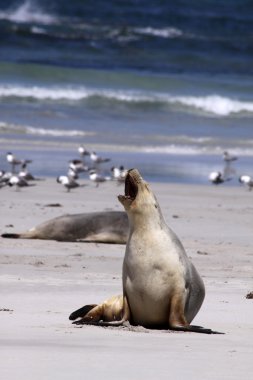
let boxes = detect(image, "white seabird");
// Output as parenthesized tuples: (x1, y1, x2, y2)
(90, 152, 110, 165)
(0, 170, 12, 185)
(89, 170, 111, 187)
(18, 163, 35, 181)
(239, 175, 253, 191)
(78, 145, 90, 157)
(67, 167, 79, 180)
(8, 175, 33, 191)
(223, 151, 238, 162)
(209, 171, 225, 184)
(56, 175, 81, 192)
(111, 165, 128, 183)
(69, 159, 88, 173)
(6, 152, 32, 173)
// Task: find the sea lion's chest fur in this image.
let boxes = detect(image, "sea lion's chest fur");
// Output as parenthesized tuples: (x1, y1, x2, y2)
(123, 224, 187, 326)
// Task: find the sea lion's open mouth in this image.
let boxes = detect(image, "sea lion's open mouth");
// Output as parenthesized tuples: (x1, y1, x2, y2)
(118, 169, 141, 206)
(125, 171, 138, 200)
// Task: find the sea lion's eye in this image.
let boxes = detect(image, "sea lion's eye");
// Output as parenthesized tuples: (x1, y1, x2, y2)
(154, 204, 158, 208)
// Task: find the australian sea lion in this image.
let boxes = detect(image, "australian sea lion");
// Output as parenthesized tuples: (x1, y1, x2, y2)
(70, 169, 222, 334)
(1, 211, 128, 244)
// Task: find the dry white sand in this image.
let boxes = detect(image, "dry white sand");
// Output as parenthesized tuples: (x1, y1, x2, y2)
(0, 178, 252, 380)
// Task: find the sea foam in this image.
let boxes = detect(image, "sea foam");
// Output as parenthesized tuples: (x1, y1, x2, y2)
(0, 121, 95, 138)
(26, 126, 95, 137)
(133, 26, 183, 38)
(0, 86, 88, 101)
(0, 0, 57, 25)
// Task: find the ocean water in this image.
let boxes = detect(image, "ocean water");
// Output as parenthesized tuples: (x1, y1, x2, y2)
(0, 0, 252, 184)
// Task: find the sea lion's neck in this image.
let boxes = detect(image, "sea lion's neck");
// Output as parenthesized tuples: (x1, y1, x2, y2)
(127, 209, 166, 233)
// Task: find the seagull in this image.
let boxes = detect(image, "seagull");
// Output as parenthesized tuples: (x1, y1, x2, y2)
(6, 152, 22, 165)
(209, 151, 238, 185)
(223, 151, 238, 162)
(18, 163, 35, 181)
(111, 166, 127, 183)
(90, 152, 110, 165)
(0, 170, 10, 189)
(221, 151, 238, 181)
(69, 159, 88, 173)
(0, 170, 12, 185)
(56, 175, 81, 192)
(89, 170, 111, 187)
(8, 175, 34, 191)
(209, 166, 235, 184)
(78, 145, 90, 158)
(209, 171, 225, 185)
(6, 152, 32, 173)
(239, 175, 253, 191)
(67, 167, 79, 180)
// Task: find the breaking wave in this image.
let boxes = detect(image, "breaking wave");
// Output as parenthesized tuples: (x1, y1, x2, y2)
(171, 95, 253, 117)
(1, 84, 253, 116)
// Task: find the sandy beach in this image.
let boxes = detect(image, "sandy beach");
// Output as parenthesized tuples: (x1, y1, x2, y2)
(0, 178, 252, 380)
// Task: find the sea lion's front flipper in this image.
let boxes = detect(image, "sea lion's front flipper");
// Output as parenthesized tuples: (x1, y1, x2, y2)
(168, 294, 224, 334)
(170, 325, 224, 334)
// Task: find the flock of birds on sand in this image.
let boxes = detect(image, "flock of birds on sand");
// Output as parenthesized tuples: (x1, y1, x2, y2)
(57, 146, 127, 191)
(0, 147, 128, 191)
(0, 147, 252, 191)
(208, 151, 253, 190)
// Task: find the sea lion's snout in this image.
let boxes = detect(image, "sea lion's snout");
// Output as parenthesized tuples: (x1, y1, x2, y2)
(118, 169, 139, 206)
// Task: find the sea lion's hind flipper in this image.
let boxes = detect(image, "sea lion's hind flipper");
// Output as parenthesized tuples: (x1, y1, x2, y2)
(1, 233, 21, 239)
(69, 304, 97, 321)
(73, 316, 128, 327)
(71, 295, 129, 326)
(170, 324, 224, 334)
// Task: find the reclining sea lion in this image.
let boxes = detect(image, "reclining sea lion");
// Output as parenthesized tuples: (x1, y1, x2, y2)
(1, 211, 128, 244)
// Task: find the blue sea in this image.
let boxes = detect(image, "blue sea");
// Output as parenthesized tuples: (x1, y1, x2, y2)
(0, 0, 252, 184)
